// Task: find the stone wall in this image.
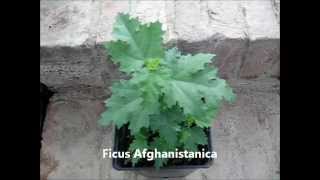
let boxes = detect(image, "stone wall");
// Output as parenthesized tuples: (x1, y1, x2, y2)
(41, 0, 280, 93)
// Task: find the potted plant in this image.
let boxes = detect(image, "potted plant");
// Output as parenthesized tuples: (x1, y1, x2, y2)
(99, 13, 235, 178)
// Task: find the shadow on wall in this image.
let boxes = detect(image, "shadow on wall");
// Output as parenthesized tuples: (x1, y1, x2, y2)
(40, 82, 54, 149)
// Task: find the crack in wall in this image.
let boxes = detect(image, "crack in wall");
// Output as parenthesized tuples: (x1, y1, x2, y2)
(271, 0, 280, 24)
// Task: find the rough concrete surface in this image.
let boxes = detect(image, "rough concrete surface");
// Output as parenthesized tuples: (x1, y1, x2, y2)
(40, 0, 280, 89)
(40, 0, 279, 46)
(40, 78, 280, 180)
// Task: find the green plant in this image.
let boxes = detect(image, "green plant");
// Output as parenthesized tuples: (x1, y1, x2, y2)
(99, 13, 235, 168)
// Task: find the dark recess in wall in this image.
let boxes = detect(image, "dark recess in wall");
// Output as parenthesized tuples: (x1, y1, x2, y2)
(40, 82, 54, 149)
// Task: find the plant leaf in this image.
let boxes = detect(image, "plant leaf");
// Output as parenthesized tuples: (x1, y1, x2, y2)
(179, 127, 208, 151)
(149, 106, 184, 145)
(105, 13, 165, 74)
(150, 137, 173, 169)
(129, 132, 149, 166)
(162, 50, 236, 127)
(98, 79, 160, 134)
(98, 81, 143, 128)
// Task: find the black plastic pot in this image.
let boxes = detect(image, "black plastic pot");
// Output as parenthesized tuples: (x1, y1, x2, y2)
(112, 125, 214, 178)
